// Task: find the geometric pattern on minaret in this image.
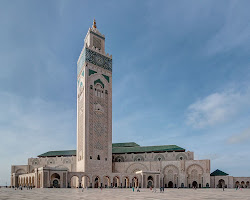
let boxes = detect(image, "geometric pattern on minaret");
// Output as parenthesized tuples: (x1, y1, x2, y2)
(77, 20, 112, 174)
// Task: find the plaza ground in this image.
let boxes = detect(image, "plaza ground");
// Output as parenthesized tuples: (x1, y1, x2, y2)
(0, 188, 250, 200)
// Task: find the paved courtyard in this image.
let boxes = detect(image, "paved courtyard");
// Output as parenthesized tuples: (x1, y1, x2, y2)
(0, 188, 250, 200)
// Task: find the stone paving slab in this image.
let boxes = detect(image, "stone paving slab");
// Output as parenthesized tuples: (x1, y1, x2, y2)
(0, 188, 250, 200)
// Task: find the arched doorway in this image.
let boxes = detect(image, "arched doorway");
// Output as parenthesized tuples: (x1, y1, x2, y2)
(113, 176, 120, 188)
(123, 177, 129, 188)
(218, 179, 225, 188)
(53, 180, 59, 188)
(241, 181, 245, 188)
(132, 177, 138, 188)
(235, 181, 240, 188)
(246, 181, 249, 188)
(81, 176, 90, 188)
(103, 176, 110, 188)
(94, 177, 100, 188)
(32, 177, 35, 187)
(51, 173, 60, 188)
(168, 181, 173, 188)
(192, 181, 197, 188)
(38, 174, 41, 188)
(70, 176, 79, 188)
(26, 177, 28, 187)
(29, 177, 31, 186)
(147, 176, 154, 188)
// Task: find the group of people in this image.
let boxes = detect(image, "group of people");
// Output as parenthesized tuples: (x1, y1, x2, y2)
(13, 186, 33, 190)
(149, 186, 164, 193)
(236, 186, 243, 191)
(132, 186, 140, 192)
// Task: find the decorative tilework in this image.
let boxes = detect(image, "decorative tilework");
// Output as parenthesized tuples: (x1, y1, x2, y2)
(94, 79, 104, 88)
(85, 48, 112, 72)
(77, 51, 85, 75)
(102, 74, 110, 83)
(78, 48, 112, 75)
(89, 69, 97, 76)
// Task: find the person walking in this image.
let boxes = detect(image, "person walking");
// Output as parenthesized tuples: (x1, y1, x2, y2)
(137, 186, 140, 192)
(132, 187, 134, 192)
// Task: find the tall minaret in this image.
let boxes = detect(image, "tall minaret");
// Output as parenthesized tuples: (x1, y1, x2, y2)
(77, 20, 112, 174)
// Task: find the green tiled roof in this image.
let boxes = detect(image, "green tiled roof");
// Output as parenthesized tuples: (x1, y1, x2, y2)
(112, 142, 139, 148)
(38, 143, 185, 157)
(112, 144, 185, 154)
(38, 150, 76, 157)
(210, 169, 229, 176)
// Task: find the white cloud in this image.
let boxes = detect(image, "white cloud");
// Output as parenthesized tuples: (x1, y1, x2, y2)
(186, 88, 250, 128)
(227, 128, 250, 144)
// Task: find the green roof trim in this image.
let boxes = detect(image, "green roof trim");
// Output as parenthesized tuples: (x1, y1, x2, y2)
(102, 74, 110, 83)
(210, 169, 229, 176)
(112, 142, 139, 148)
(38, 150, 76, 157)
(38, 143, 185, 157)
(89, 69, 97, 76)
(112, 144, 185, 154)
(94, 79, 104, 88)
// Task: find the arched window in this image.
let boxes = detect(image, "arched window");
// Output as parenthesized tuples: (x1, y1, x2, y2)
(97, 155, 100, 160)
(94, 84, 104, 98)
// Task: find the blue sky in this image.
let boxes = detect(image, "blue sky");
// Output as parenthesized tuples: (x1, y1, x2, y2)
(0, 0, 250, 185)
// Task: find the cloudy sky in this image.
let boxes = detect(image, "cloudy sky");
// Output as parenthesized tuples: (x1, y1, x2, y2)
(0, 0, 250, 185)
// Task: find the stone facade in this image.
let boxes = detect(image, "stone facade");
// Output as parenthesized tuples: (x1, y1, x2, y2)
(10, 20, 250, 189)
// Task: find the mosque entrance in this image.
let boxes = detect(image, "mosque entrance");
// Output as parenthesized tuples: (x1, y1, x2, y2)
(51, 173, 60, 188)
(53, 180, 59, 188)
(192, 181, 197, 188)
(147, 176, 154, 188)
(168, 181, 173, 188)
(218, 179, 225, 188)
(148, 180, 153, 188)
(94, 177, 100, 188)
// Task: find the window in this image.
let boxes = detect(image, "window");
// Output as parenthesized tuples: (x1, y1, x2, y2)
(97, 155, 100, 160)
(105, 158, 107, 161)
(158, 157, 162, 161)
(90, 156, 92, 159)
(180, 157, 183, 160)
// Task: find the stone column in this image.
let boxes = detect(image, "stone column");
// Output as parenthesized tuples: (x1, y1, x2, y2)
(141, 174, 144, 188)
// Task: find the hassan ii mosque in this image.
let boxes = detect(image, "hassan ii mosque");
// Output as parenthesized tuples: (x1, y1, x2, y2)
(11, 20, 250, 189)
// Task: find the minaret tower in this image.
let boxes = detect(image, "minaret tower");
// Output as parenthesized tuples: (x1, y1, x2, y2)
(77, 20, 112, 174)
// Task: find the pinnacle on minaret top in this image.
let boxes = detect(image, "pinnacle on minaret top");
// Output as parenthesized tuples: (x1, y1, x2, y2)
(92, 18, 97, 29)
